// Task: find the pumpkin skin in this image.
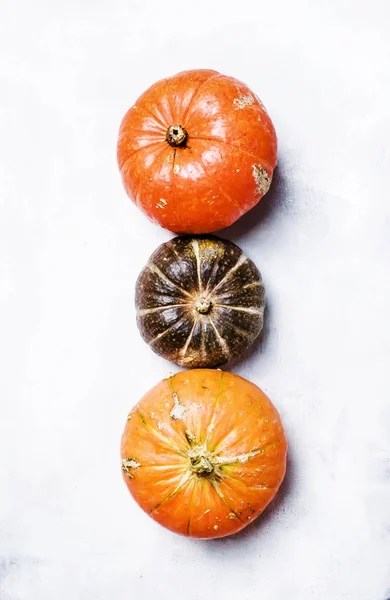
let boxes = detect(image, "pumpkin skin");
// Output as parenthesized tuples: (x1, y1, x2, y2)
(117, 69, 277, 234)
(135, 235, 265, 368)
(121, 370, 287, 539)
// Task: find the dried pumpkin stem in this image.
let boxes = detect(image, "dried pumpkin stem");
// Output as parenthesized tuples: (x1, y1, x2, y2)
(195, 297, 212, 314)
(166, 124, 189, 148)
(190, 455, 214, 477)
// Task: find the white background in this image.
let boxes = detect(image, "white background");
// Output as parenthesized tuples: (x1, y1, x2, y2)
(1, 1, 390, 598)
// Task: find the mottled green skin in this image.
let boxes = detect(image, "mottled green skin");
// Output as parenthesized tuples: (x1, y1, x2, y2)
(135, 236, 265, 368)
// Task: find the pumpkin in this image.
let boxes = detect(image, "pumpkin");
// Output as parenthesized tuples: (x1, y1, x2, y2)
(135, 235, 265, 368)
(121, 369, 287, 539)
(117, 69, 277, 234)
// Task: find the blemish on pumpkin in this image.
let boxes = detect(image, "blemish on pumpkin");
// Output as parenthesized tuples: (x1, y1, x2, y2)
(213, 525, 219, 531)
(252, 164, 271, 196)
(138, 413, 147, 425)
(214, 443, 275, 467)
(233, 94, 254, 109)
(185, 430, 196, 444)
(121, 458, 141, 478)
(170, 392, 187, 420)
(156, 198, 167, 209)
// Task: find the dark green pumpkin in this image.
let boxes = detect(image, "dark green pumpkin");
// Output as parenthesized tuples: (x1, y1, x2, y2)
(135, 236, 265, 368)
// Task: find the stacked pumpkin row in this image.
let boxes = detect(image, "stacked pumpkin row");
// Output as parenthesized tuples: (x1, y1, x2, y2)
(117, 69, 287, 539)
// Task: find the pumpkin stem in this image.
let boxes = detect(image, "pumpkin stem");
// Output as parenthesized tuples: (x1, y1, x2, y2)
(195, 297, 212, 314)
(166, 125, 189, 148)
(190, 455, 214, 477)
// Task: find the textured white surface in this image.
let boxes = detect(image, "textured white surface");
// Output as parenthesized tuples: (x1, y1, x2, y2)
(1, 1, 390, 598)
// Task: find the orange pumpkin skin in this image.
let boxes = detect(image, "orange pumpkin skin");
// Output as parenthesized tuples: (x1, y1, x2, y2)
(121, 370, 287, 539)
(117, 70, 277, 234)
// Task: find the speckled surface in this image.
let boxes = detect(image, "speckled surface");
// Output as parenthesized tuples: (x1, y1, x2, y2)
(1, 0, 390, 598)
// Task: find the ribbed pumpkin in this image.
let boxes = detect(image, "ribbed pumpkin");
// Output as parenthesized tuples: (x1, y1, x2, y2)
(117, 69, 277, 233)
(135, 235, 265, 368)
(121, 370, 287, 538)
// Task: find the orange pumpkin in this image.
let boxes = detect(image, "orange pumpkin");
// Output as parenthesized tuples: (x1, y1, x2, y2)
(117, 69, 277, 234)
(121, 370, 287, 538)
